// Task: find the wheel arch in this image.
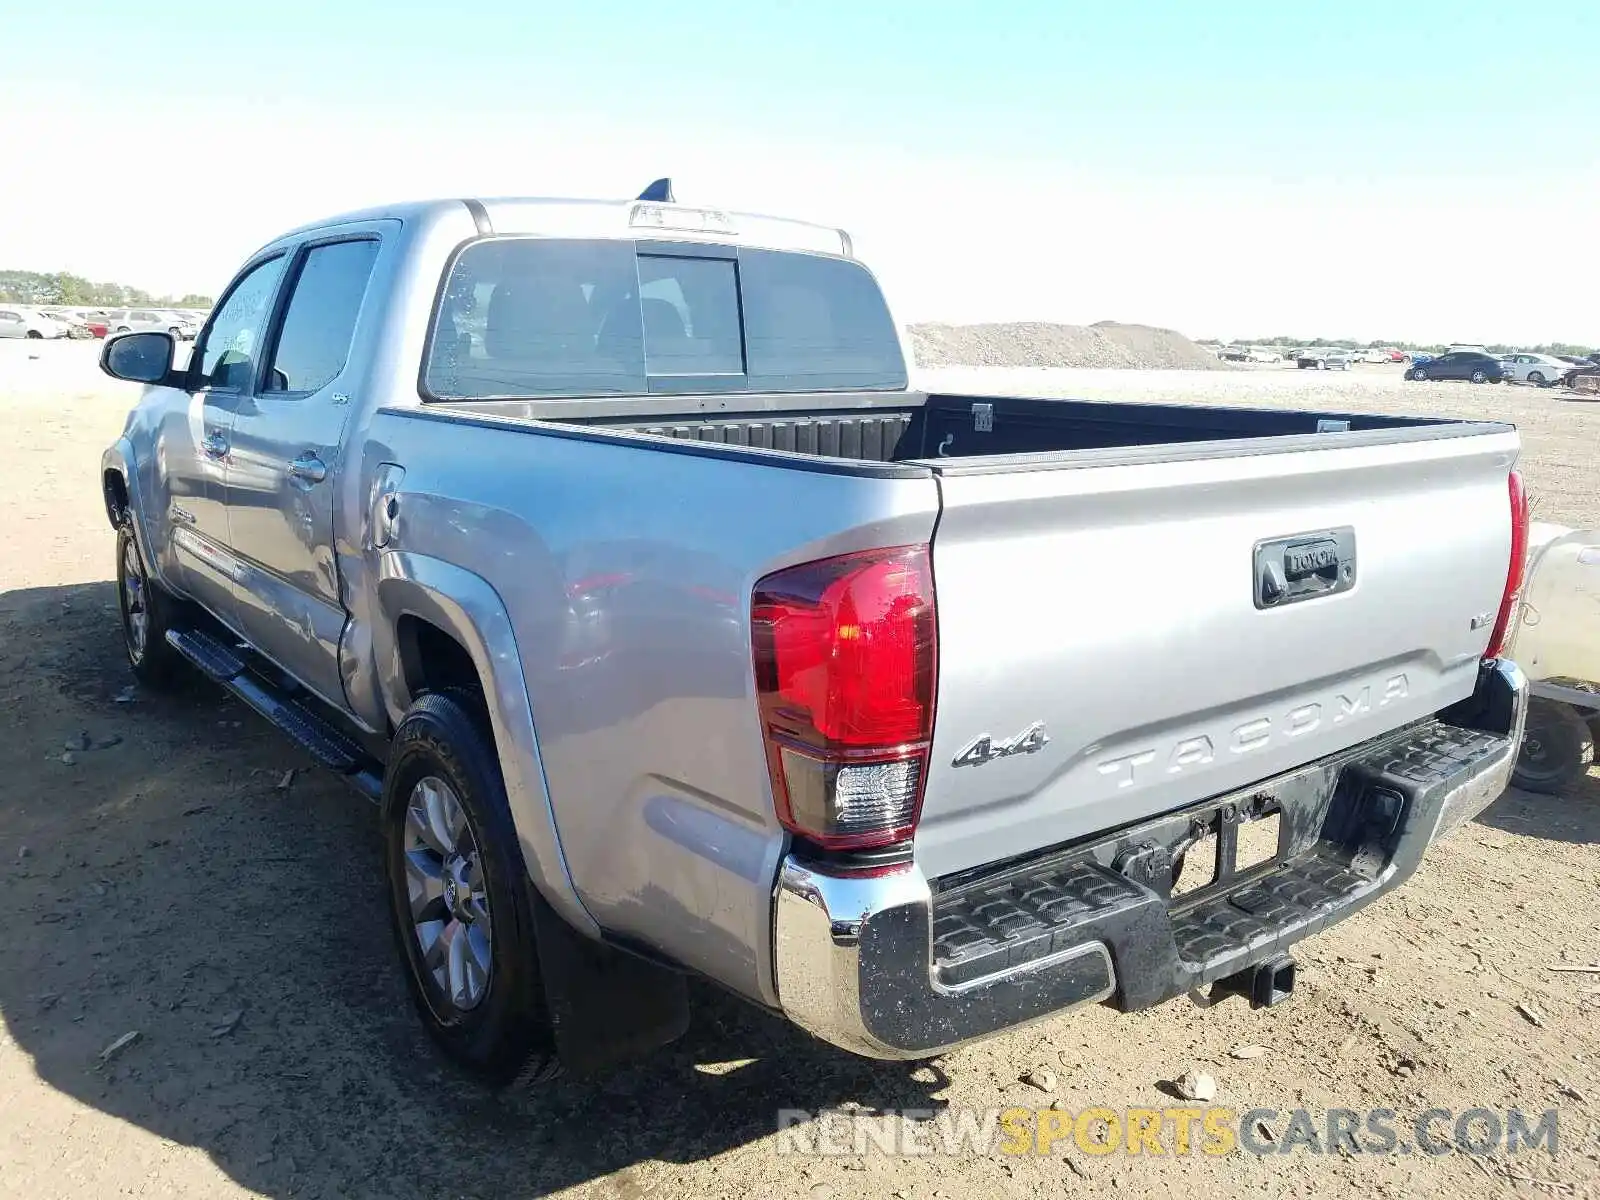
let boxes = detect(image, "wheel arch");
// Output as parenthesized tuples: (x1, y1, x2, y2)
(374, 551, 598, 939)
(101, 438, 172, 595)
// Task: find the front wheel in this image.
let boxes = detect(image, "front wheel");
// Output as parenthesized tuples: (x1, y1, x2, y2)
(1411, 367, 1428, 381)
(1529, 372, 1546, 386)
(383, 691, 560, 1087)
(116, 518, 185, 689)
(25, 330, 42, 339)
(1470, 370, 1488, 384)
(1511, 699, 1594, 794)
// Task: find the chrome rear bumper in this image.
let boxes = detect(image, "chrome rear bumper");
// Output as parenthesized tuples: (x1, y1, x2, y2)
(774, 659, 1526, 1059)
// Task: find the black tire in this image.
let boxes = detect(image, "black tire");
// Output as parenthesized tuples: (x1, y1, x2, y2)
(383, 691, 560, 1087)
(115, 517, 186, 689)
(1411, 366, 1428, 381)
(25, 330, 42, 339)
(1470, 370, 1487, 384)
(1529, 372, 1546, 386)
(1511, 699, 1594, 795)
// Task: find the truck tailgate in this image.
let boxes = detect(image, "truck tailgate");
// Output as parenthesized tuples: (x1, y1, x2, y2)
(916, 427, 1519, 882)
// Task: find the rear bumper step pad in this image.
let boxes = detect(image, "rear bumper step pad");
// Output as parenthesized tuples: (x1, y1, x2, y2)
(774, 659, 1526, 1058)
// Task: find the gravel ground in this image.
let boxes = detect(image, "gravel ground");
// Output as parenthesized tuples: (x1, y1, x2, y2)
(1, 341, 1597, 1200)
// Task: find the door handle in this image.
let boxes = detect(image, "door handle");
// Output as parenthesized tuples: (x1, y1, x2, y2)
(288, 453, 328, 485)
(201, 431, 229, 459)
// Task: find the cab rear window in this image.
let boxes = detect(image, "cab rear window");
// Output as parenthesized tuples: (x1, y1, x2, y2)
(423, 237, 906, 399)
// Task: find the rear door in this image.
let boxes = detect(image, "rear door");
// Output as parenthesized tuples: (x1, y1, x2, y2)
(913, 428, 1518, 881)
(226, 229, 385, 708)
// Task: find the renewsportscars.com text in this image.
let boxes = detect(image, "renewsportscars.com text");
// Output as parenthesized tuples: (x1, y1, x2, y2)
(775, 1105, 1560, 1159)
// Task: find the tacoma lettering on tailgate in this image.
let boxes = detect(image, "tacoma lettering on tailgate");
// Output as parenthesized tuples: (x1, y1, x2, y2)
(1095, 673, 1410, 789)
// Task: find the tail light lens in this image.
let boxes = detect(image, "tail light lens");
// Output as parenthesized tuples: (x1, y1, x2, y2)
(1484, 469, 1530, 660)
(752, 545, 936, 850)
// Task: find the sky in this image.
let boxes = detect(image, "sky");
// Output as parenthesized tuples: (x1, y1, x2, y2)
(3, 1, 1597, 345)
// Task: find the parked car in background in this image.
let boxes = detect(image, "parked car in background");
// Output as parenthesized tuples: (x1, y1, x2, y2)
(1386, 349, 1411, 362)
(1360, 348, 1388, 364)
(1506, 522, 1600, 794)
(1502, 353, 1573, 387)
(1561, 361, 1600, 390)
(0, 306, 71, 339)
(1406, 351, 1504, 383)
(106, 309, 198, 339)
(74, 310, 111, 338)
(1295, 347, 1353, 370)
(39, 309, 96, 339)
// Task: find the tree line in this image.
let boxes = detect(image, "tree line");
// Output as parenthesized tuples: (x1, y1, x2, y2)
(0, 269, 212, 310)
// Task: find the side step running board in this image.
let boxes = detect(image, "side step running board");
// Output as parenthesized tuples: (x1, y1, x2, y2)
(165, 628, 383, 802)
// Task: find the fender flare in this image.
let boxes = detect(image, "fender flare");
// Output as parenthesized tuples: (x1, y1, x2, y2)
(374, 551, 598, 939)
(101, 437, 170, 592)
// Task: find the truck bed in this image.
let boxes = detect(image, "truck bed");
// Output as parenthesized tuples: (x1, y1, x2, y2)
(454, 390, 1474, 468)
(434, 388, 1517, 884)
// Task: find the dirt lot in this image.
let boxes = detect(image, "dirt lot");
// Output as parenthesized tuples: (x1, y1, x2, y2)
(2, 342, 1597, 1199)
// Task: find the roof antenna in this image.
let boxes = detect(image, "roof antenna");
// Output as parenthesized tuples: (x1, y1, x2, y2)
(637, 178, 674, 203)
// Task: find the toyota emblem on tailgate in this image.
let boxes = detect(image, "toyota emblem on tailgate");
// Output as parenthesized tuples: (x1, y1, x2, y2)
(1254, 526, 1356, 608)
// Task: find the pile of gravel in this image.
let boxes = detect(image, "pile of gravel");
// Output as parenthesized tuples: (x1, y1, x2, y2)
(909, 320, 1230, 370)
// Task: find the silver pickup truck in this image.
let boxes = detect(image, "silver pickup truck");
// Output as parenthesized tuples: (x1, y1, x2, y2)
(99, 185, 1530, 1085)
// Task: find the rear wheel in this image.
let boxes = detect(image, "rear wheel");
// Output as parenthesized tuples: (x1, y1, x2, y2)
(115, 518, 185, 689)
(383, 691, 560, 1087)
(1511, 699, 1594, 794)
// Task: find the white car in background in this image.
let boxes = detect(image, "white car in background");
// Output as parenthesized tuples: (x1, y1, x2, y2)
(0, 306, 71, 339)
(1501, 353, 1571, 387)
(105, 308, 198, 340)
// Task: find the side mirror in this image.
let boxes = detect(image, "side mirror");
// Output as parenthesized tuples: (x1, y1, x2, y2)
(101, 331, 177, 386)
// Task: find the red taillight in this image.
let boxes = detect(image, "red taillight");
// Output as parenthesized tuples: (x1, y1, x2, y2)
(1484, 469, 1530, 660)
(752, 546, 936, 850)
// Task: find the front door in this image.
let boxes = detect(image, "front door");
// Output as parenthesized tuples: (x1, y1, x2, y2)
(157, 253, 289, 629)
(226, 233, 384, 708)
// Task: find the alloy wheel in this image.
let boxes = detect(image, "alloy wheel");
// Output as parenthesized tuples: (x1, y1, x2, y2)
(402, 776, 494, 1013)
(121, 536, 149, 662)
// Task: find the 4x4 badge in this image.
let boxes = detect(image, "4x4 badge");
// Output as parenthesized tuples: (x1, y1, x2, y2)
(953, 722, 1050, 767)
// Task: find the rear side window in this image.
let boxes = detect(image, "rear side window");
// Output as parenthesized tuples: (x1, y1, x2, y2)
(263, 239, 379, 395)
(423, 237, 905, 399)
